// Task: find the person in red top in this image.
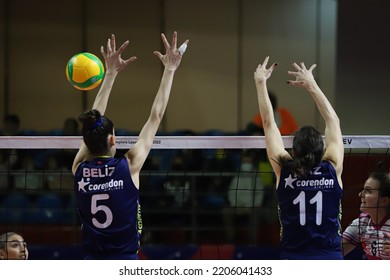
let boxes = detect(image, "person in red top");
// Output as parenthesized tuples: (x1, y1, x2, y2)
(251, 91, 298, 135)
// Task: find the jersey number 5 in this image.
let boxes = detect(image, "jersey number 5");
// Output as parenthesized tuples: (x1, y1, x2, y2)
(292, 191, 323, 226)
(91, 194, 113, 229)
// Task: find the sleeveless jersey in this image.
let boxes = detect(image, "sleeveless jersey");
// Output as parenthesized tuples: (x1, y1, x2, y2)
(343, 213, 390, 260)
(74, 156, 142, 259)
(277, 160, 343, 259)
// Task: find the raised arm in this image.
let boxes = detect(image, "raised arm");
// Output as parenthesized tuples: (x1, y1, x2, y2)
(92, 34, 137, 114)
(72, 34, 136, 175)
(254, 56, 289, 179)
(127, 31, 189, 187)
(287, 62, 343, 179)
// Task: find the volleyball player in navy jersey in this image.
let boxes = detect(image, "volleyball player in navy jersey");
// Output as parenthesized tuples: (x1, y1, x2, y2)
(72, 32, 189, 260)
(254, 57, 344, 259)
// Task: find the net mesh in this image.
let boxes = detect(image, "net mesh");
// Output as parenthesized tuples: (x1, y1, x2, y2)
(0, 135, 389, 259)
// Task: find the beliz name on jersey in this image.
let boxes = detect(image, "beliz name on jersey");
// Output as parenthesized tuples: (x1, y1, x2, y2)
(83, 166, 115, 178)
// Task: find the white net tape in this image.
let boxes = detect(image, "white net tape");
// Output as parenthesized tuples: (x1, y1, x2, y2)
(0, 135, 390, 149)
(0, 135, 389, 260)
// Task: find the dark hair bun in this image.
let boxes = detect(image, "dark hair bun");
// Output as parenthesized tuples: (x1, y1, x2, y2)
(79, 109, 102, 129)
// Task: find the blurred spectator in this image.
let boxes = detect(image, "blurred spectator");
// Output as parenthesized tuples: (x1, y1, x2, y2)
(201, 150, 235, 208)
(248, 91, 299, 136)
(222, 149, 265, 243)
(163, 153, 191, 209)
(34, 117, 80, 171)
(0, 231, 28, 260)
(62, 117, 79, 136)
(44, 153, 73, 195)
(13, 156, 43, 194)
(195, 149, 235, 242)
(0, 114, 25, 191)
(0, 150, 10, 192)
(1, 114, 22, 136)
(57, 117, 80, 170)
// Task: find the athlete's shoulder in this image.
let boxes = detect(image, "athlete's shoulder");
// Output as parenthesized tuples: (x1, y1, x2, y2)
(320, 160, 333, 168)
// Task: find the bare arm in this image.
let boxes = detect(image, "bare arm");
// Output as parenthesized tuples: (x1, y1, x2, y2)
(287, 62, 343, 184)
(127, 31, 189, 188)
(254, 56, 289, 181)
(72, 34, 136, 175)
(92, 35, 137, 114)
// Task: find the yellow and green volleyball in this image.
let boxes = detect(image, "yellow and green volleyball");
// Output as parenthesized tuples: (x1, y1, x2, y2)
(66, 52, 105, 91)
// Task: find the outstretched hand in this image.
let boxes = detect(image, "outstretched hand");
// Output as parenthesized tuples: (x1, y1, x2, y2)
(287, 62, 317, 89)
(100, 34, 137, 74)
(254, 56, 278, 83)
(154, 31, 189, 71)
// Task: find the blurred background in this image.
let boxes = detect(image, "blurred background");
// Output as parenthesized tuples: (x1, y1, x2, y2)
(0, 0, 389, 135)
(1, 0, 389, 259)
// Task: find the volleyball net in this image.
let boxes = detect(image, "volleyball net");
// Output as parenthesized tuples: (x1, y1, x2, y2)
(0, 135, 389, 259)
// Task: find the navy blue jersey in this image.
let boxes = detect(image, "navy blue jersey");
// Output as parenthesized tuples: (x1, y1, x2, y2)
(277, 160, 343, 259)
(74, 156, 142, 259)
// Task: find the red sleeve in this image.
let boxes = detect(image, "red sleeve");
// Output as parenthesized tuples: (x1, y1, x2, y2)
(278, 108, 299, 135)
(252, 113, 263, 128)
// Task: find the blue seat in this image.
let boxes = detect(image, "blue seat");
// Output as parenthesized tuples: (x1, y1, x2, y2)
(0, 193, 30, 224)
(28, 193, 62, 224)
(61, 195, 78, 225)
